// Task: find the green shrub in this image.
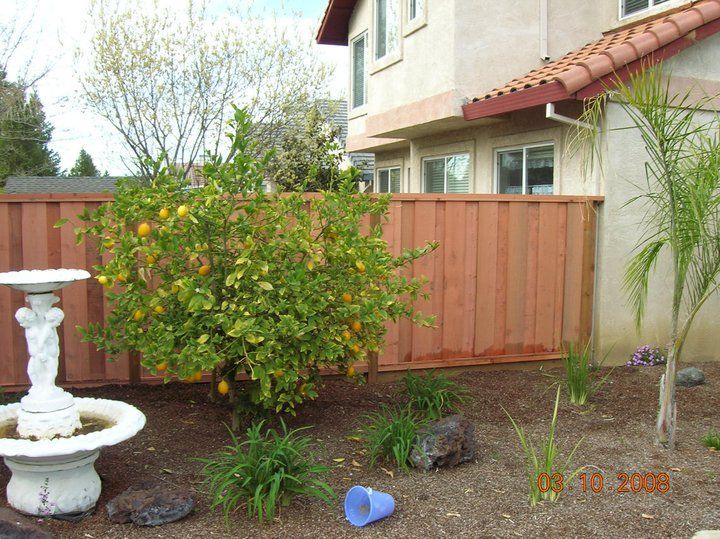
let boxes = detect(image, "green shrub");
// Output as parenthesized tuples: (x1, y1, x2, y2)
(563, 342, 612, 406)
(403, 370, 468, 419)
(701, 430, 720, 450)
(198, 420, 335, 523)
(360, 405, 426, 473)
(503, 386, 584, 506)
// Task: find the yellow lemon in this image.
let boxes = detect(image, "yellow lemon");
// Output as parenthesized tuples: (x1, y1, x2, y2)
(156, 362, 167, 372)
(97, 275, 109, 286)
(198, 265, 211, 276)
(153, 305, 165, 315)
(342, 330, 352, 341)
(306, 260, 314, 271)
(158, 208, 170, 220)
(177, 205, 189, 218)
(351, 344, 360, 354)
(218, 379, 230, 395)
(171, 284, 180, 294)
(351, 320, 362, 333)
(347, 365, 356, 377)
(137, 222, 151, 237)
(342, 293, 353, 303)
(273, 369, 284, 378)
(146, 254, 156, 265)
(192, 370, 203, 382)
(132, 309, 145, 322)
(355, 261, 366, 273)
(116, 273, 127, 283)
(102, 238, 114, 249)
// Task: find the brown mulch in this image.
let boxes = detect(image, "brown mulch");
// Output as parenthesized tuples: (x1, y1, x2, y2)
(2, 362, 719, 538)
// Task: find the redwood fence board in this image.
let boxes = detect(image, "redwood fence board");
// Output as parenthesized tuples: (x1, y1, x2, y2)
(0, 194, 602, 388)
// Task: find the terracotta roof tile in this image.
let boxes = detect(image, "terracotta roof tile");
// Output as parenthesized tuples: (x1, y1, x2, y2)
(474, 0, 720, 101)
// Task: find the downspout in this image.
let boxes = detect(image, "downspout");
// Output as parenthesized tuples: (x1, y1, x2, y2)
(545, 102, 595, 130)
(540, 0, 549, 61)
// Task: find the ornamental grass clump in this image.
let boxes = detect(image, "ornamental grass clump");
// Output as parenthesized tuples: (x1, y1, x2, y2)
(403, 370, 469, 419)
(360, 405, 427, 473)
(198, 420, 335, 524)
(503, 387, 584, 506)
(701, 430, 720, 450)
(627, 345, 667, 367)
(563, 342, 612, 406)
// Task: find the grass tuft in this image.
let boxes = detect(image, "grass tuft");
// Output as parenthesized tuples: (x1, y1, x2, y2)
(403, 370, 469, 419)
(360, 404, 426, 472)
(701, 430, 720, 450)
(198, 419, 335, 524)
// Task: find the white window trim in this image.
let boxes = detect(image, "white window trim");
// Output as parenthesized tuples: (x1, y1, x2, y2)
(618, 0, 685, 21)
(375, 166, 402, 193)
(421, 152, 470, 194)
(494, 142, 555, 195)
(371, 0, 403, 73)
(350, 31, 368, 112)
(404, 0, 427, 36)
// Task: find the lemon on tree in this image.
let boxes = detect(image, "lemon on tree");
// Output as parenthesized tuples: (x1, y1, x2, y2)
(137, 222, 151, 237)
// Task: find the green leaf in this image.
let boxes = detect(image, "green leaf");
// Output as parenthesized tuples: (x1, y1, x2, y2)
(258, 281, 273, 291)
(197, 334, 210, 344)
(53, 218, 69, 228)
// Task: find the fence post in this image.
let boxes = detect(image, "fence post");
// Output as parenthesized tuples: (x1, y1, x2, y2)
(367, 351, 379, 384)
(129, 351, 142, 384)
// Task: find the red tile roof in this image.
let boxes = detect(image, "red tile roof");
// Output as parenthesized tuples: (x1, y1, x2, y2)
(317, 0, 358, 45)
(464, 0, 720, 120)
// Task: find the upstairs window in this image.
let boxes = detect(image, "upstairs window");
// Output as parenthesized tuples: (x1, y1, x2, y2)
(408, 0, 424, 22)
(351, 33, 367, 109)
(621, 0, 670, 18)
(375, 0, 399, 60)
(423, 154, 470, 194)
(496, 143, 554, 195)
(375, 167, 401, 193)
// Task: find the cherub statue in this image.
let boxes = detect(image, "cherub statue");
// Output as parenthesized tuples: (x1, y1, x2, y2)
(15, 295, 64, 399)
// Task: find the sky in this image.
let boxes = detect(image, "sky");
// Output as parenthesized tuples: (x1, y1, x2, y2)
(1, 0, 346, 175)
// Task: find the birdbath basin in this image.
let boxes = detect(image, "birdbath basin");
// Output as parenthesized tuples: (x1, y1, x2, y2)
(0, 269, 146, 517)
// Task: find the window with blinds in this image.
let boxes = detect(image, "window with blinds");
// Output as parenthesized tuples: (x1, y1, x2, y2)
(375, 167, 401, 193)
(422, 154, 470, 193)
(375, 0, 399, 60)
(496, 143, 554, 195)
(621, 0, 670, 18)
(351, 33, 367, 109)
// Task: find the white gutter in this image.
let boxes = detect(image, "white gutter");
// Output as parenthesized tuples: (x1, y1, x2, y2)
(545, 102, 595, 131)
(540, 0, 549, 61)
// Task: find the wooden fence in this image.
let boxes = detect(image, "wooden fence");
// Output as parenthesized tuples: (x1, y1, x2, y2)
(0, 193, 602, 388)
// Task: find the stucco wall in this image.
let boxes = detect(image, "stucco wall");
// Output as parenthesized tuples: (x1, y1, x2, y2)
(593, 102, 720, 366)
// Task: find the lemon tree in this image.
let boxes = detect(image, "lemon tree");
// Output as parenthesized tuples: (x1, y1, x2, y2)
(67, 108, 436, 428)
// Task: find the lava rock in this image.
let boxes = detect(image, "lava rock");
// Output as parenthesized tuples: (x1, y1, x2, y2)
(676, 367, 705, 388)
(410, 415, 476, 471)
(106, 480, 194, 526)
(0, 507, 56, 538)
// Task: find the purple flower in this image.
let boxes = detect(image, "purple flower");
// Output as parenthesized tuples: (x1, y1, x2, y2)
(626, 345, 667, 367)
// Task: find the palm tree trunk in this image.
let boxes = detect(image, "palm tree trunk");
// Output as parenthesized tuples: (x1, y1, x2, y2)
(656, 343, 677, 449)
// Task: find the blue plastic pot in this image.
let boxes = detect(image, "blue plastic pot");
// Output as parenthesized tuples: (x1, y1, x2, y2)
(344, 485, 395, 527)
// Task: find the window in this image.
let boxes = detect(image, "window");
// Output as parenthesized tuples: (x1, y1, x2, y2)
(375, 167, 401, 193)
(375, 0, 399, 60)
(408, 0, 424, 21)
(621, 0, 670, 18)
(423, 154, 470, 193)
(496, 143, 554, 195)
(351, 33, 367, 109)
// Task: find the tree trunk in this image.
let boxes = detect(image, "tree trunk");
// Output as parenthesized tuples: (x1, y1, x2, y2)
(207, 367, 219, 403)
(656, 345, 677, 449)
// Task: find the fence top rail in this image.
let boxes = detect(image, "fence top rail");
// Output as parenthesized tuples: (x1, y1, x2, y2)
(0, 192, 605, 204)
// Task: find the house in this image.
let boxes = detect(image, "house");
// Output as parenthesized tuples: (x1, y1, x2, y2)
(3, 176, 119, 193)
(317, 0, 720, 363)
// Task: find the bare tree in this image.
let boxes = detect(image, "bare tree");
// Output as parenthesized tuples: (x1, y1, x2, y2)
(77, 0, 333, 178)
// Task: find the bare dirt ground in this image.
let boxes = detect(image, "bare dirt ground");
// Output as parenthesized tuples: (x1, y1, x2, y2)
(2, 362, 719, 538)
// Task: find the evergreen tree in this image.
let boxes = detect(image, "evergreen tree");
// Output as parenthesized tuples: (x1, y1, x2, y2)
(0, 69, 61, 184)
(69, 149, 100, 177)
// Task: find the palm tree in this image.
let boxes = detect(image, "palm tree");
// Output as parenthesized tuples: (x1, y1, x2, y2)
(583, 65, 720, 449)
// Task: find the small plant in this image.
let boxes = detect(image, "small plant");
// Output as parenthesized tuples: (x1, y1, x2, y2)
(403, 370, 469, 419)
(198, 420, 335, 524)
(503, 386, 584, 506)
(701, 430, 720, 450)
(562, 342, 613, 406)
(360, 405, 426, 473)
(627, 345, 667, 367)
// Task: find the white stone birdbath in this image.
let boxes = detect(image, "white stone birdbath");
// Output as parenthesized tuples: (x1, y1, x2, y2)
(0, 269, 146, 516)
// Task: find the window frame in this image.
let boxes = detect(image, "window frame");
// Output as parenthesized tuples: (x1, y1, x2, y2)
(494, 142, 555, 196)
(619, 0, 673, 20)
(374, 166, 402, 193)
(350, 31, 368, 110)
(374, 0, 399, 62)
(408, 0, 420, 21)
(421, 152, 471, 194)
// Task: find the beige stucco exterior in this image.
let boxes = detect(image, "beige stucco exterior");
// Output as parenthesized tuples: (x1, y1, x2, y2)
(333, 0, 719, 365)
